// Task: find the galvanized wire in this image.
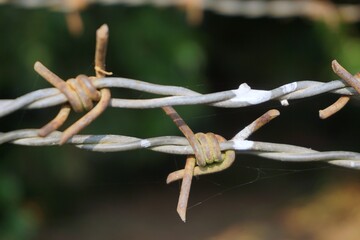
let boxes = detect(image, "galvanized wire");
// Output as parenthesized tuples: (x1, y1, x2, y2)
(0, 77, 357, 118)
(2, 0, 360, 23)
(1, 128, 360, 170)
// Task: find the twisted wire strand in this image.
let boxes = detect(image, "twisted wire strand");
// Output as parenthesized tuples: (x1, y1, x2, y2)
(2, 0, 360, 23)
(0, 77, 357, 119)
(1, 129, 359, 170)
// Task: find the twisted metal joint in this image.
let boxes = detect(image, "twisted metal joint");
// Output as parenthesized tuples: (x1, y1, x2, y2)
(34, 62, 102, 113)
(193, 132, 234, 166)
(66, 75, 101, 112)
(34, 61, 112, 144)
(161, 104, 238, 221)
(167, 134, 236, 184)
(34, 24, 112, 145)
(194, 132, 222, 166)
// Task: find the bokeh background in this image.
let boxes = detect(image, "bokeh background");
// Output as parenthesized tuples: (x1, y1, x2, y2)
(1, 0, 360, 239)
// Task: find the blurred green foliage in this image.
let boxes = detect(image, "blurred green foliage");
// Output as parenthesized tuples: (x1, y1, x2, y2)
(1, 4, 360, 240)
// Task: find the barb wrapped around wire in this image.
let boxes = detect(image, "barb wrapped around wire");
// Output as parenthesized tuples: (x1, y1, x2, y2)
(2, 24, 360, 222)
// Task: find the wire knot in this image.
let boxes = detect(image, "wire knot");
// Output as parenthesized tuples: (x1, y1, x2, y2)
(33, 62, 103, 113)
(33, 24, 112, 145)
(193, 132, 235, 167)
(65, 75, 101, 112)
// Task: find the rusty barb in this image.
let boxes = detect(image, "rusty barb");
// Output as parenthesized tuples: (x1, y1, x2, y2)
(163, 105, 236, 221)
(162, 108, 278, 221)
(2, 25, 360, 222)
(319, 60, 360, 119)
(34, 24, 112, 145)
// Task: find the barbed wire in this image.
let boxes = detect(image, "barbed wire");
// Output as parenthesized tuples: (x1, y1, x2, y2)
(2, 23, 360, 221)
(1, 0, 359, 21)
(1, 67, 360, 169)
(2, 127, 360, 170)
(2, 0, 360, 29)
(0, 76, 357, 115)
(1, 60, 360, 170)
(3, 0, 358, 38)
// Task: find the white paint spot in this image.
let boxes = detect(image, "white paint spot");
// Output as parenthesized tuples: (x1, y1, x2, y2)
(140, 140, 151, 148)
(231, 83, 272, 104)
(280, 99, 289, 106)
(232, 140, 254, 150)
(351, 161, 355, 168)
(279, 82, 297, 94)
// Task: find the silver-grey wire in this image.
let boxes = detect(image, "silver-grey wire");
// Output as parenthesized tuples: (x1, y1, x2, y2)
(0, 77, 357, 118)
(2, 0, 360, 23)
(1, 129, 360, 170)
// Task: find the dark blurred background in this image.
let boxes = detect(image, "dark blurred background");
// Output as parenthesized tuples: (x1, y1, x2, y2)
(1, 1, 360, 239)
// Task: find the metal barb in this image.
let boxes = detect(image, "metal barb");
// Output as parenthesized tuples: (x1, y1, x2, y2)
(166, 134, 235, 184)
(166, 110, 278, 184)
(162, 106, 236, 222)
(176, 155, 196, 222)
(332, 60, 360, 94)
(162, 105, 204, 222)
(319, 96, 350, 119)
(162, 106, 207, 166)
(34, 24, 112, 145)
(318, 60, 360, 119)
(38, 104, 71, 137)
(59, 24, 112, 145)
